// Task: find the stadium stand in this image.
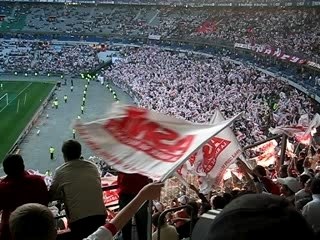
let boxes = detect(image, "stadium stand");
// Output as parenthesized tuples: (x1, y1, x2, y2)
(0, 4, 318, 60)
(0, 1, 320, 240)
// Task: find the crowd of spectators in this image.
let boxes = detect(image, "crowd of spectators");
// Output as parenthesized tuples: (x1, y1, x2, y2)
(188, 8, 320, 60)
(0, 3, 320, 239)
(0, 143, 164, 240)
(2, 139, 320, 240)
(105, 47, 315, 146)
(0, 48, 319, 240)
(1, 3, 319, 60)
(0, 40, 100, 74)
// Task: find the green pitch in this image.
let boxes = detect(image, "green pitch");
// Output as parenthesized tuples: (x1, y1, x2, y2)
(0, 81, 55, 162)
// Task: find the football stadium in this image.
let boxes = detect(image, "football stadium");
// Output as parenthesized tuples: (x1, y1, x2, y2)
(0, 0, 320, 240)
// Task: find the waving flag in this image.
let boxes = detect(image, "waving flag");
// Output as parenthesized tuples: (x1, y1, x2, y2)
(196, 110, 242, 187)
(178, 110, 243, 193)
(75, 104, 241, 181)
(269, 114, 320, 145)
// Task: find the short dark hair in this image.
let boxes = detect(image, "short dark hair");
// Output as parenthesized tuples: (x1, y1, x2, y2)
(62, 140, 82, 161)
(10, 203, 56, 240)
(186, 201, 199, 218)
(299, 174, 311, 185)
(3, 154, 25, 177)
(222, 193, 232, 204)
(311, 178, 320, 195)
(254, 165, 267, 177)
(211, 196, 226, 210)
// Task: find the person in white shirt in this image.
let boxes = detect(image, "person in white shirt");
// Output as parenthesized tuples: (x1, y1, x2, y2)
(49, 140, 106, 239)
(302, 178, 320, 232)
(9, 182, 164, 240)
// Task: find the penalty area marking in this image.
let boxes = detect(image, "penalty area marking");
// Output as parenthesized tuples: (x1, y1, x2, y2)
(0, 82, 33, 113)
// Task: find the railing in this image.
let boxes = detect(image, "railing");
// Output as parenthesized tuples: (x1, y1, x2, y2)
(55, 201, 194, 240)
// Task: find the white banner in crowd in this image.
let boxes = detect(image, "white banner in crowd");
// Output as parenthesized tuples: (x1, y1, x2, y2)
(176, 109, 243, 193)
(188, 110, 242, 191)
(75, 104, 241, 181)
(249, 140, 278, 167)
(269, 114, 320, 145)
(269, 126, 308, 137)
(307, 113, 320, 133)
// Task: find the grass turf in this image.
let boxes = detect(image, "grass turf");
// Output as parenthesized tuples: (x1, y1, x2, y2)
(0, 81, 55, 162)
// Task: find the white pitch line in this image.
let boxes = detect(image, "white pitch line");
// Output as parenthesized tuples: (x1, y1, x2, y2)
(0, 82, 33, 113)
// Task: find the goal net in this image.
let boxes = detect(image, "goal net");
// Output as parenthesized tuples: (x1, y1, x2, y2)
(0, 93, 9, 112)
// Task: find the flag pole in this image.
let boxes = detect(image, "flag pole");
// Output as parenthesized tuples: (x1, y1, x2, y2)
(280, 134, 288, 165)
(243, 134, 282, 151)
(147, 200, 153, 240)
(174, 172, 190, 188)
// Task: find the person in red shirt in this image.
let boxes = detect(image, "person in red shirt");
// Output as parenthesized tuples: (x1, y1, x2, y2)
(0, 154, 49, 240)
(117, 172, 150, 240)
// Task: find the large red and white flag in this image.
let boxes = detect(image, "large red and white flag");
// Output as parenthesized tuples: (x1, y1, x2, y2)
(75, 104, 241, 181)
(187, 110, 243, 190)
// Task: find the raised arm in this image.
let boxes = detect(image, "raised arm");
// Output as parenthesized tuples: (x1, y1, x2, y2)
(85, 182, 164, 240)
(189, 184, 210, 205)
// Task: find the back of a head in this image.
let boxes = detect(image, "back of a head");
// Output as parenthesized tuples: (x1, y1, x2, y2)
(9, 203, 56, 240)
(186, 201, 199, 218)
(3, 154, 25, 177)
(311, 178, 320, 194)
(222, 192, 232, 204)
(300, 174, 311, 185)
(254, 165, 267, 177)
(211, 196, 226, 210)
(205, 194, 314, 240)
(62, 139, 82, 161)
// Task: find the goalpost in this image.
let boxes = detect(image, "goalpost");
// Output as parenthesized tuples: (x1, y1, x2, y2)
(0, 93, 9, 113)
